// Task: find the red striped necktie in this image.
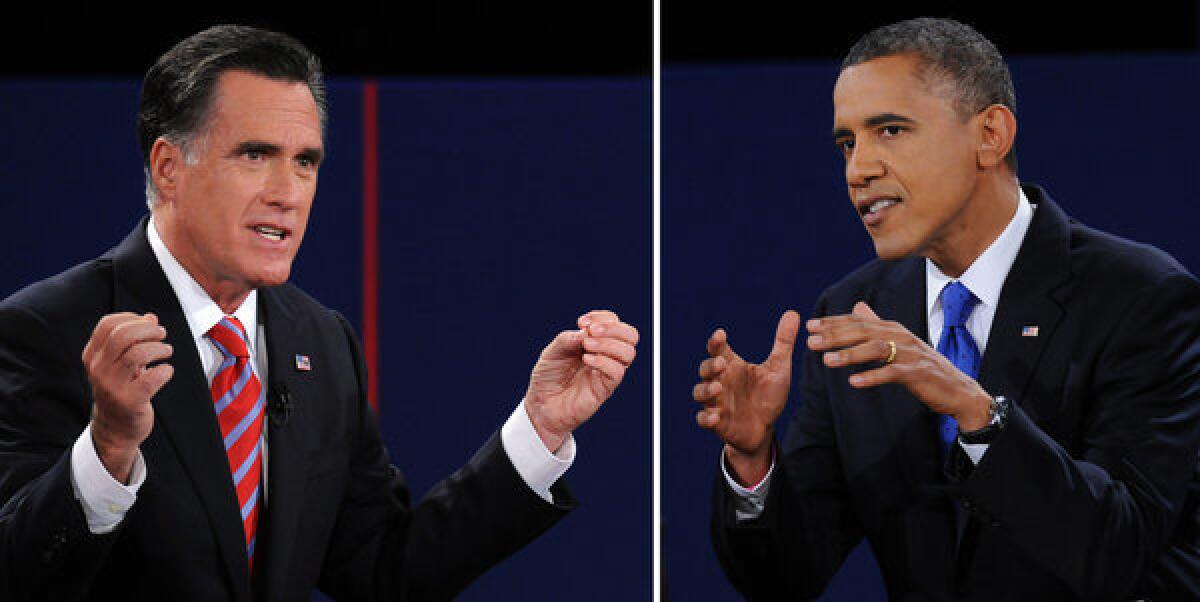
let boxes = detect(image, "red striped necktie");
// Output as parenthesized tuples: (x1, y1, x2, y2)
(207, 316, 265, 575)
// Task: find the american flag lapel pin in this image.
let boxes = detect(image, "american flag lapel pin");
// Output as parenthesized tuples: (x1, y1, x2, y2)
(295, 354, 312, 371)
(1021, 326, 1039, 337)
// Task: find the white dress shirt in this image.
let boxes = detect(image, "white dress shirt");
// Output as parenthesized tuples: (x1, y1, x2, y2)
(725, 188, 1034, 519)
(70, 218, 574, 534)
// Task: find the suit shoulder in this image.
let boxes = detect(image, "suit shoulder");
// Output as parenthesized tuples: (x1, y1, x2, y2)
(0, 257, 114, 325)
(814, 257, 917, 311)
(1068, 220, 1196, 290)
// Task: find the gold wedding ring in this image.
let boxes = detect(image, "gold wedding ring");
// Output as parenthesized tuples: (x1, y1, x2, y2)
(885, 340, 897, 364)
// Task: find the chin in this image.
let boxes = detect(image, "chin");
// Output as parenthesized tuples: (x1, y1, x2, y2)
(870, 236, 918, 261)
(249, 265, 293, 288)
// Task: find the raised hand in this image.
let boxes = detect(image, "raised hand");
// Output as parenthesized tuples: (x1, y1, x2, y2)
(693, 311, 800, 485)
(82, 312, 174, 483)
(808, 302, 992, 430)
(525, 310, 639, 452)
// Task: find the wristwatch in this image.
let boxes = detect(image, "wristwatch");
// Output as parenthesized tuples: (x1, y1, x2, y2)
(958, 395, 1010, 445)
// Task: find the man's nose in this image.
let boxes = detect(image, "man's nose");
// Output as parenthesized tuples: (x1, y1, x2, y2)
(845, 143, 886, 186)
(263, 160, 304, 208)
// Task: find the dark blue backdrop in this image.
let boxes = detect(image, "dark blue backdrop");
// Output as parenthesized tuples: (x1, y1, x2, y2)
(0, 76, 651, 599)
(663, 54, 1200, 600)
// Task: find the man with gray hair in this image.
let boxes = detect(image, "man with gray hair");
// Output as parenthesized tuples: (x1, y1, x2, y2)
(693, 18, 1200, 600)
(0, 25, 639, 600)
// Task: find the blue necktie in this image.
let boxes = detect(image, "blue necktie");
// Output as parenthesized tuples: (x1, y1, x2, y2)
(936, 281, 981, 454)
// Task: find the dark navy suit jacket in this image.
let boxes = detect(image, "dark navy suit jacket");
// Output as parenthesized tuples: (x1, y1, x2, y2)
(0, 218, 575, 601)
(713, 185, 1200, 601)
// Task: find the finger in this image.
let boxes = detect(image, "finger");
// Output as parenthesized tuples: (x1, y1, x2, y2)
(692, 380, 722, 402)
(581, 337, 636, 365)
(805, 311, 872, 332)
(695, 407, 722, 429)
(105, 318, 168, 362)
(765, 310, 800, 369)
(823, 339, 891, 368)
(582, 352, 626, 384)
(707, 328, 728, 358)
(135, 363, 174, 399)
(83, 312, 142, 362)
(847, 363, 903, 388)
(578, 310, 620, 329)
(698, 356, 726, 379)
(587, 320, 639, 346)
(543, 329, 585, 359)
(121, 342, 174, 378)
(852, 301, 880, 320)
(807, 319, 871, 351)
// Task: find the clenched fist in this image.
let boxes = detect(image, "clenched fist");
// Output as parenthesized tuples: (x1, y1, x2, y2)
(525, 310, 639, 452)
(82, 312, 174, 483)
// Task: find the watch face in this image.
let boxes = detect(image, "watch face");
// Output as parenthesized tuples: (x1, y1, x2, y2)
(993, 396, 1010, 422)
(959, 397, 1008, 444)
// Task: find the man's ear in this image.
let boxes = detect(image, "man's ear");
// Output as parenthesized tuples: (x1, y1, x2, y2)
(149, 137, 184, 202)
(976, 104, 1017, 171)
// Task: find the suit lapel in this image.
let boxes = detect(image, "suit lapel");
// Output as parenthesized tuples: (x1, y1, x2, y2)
(256, 286, 311, 602)
(976, 186, 1072, 423)
(874, 258, 961, 591)
(110, 218, 254, 601)
(875, 257, 943, 486)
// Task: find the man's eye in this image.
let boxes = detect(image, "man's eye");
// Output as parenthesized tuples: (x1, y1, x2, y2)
(244, 150, 263, 160)
(881, 125, 903, 137)
(838, 139, 855, 153)
(296, 157, 313, 168)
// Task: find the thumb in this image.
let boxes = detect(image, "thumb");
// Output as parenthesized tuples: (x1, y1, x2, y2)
(544, 329, 585, 359)
(852, 301, 879, 320)
(765, 310, 800, 368)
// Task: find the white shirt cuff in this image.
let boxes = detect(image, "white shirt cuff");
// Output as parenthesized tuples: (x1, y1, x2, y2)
(69, 424, 146, 534)
(500, 399, 574, 504)
(958, 440, 989, 465)
(721, 450, 774, 521)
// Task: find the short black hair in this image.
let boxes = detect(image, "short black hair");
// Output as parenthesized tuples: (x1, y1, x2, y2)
(842, 17, 1017, 173)
(137, 25, 326, 201)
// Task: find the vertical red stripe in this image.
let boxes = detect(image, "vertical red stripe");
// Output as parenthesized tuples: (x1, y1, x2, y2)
(362, 80, 380, 413)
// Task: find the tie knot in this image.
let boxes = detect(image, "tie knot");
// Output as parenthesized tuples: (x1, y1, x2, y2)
(940, 281, 979, 328)
(207, 316, 251, 360)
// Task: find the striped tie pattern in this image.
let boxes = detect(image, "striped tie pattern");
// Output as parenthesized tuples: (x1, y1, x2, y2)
(207, 316, 264, 574)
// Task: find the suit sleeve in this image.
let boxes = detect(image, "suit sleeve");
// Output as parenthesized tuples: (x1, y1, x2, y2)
(316, 312, 576, 601)
(0, 304, 123, 601)
(711, 295, 866, 601)
(957, 270, 1200, 599)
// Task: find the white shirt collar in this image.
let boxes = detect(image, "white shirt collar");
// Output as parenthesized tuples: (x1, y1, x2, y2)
(146, 217, 258, 351)
(925, 187, 1034, 318)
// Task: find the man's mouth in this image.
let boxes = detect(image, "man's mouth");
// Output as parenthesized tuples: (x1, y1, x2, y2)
(859, 197, 901, 216)
(856, 195, 902, 226)
(251, 224, 289, 242)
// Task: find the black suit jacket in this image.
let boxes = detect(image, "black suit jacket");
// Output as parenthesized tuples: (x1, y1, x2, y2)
(0, 218, 575, 601)
(713, 185, 1200, 601)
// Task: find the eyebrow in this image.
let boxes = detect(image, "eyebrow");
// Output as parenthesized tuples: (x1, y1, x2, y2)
(297, 147, 324, 165)
(232, 140, 324, 164)
(232, 141, 280, 156)
(831, 113, 916, 141)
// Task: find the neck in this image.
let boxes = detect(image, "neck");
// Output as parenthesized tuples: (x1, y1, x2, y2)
(201, 284, 252, 316)
(924, 175, 1020, 278)
(152, 211, 252, 315)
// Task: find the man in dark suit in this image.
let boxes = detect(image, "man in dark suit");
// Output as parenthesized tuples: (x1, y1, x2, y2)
(0, 26, 639, 600)
(692, 18, 1200, 600)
